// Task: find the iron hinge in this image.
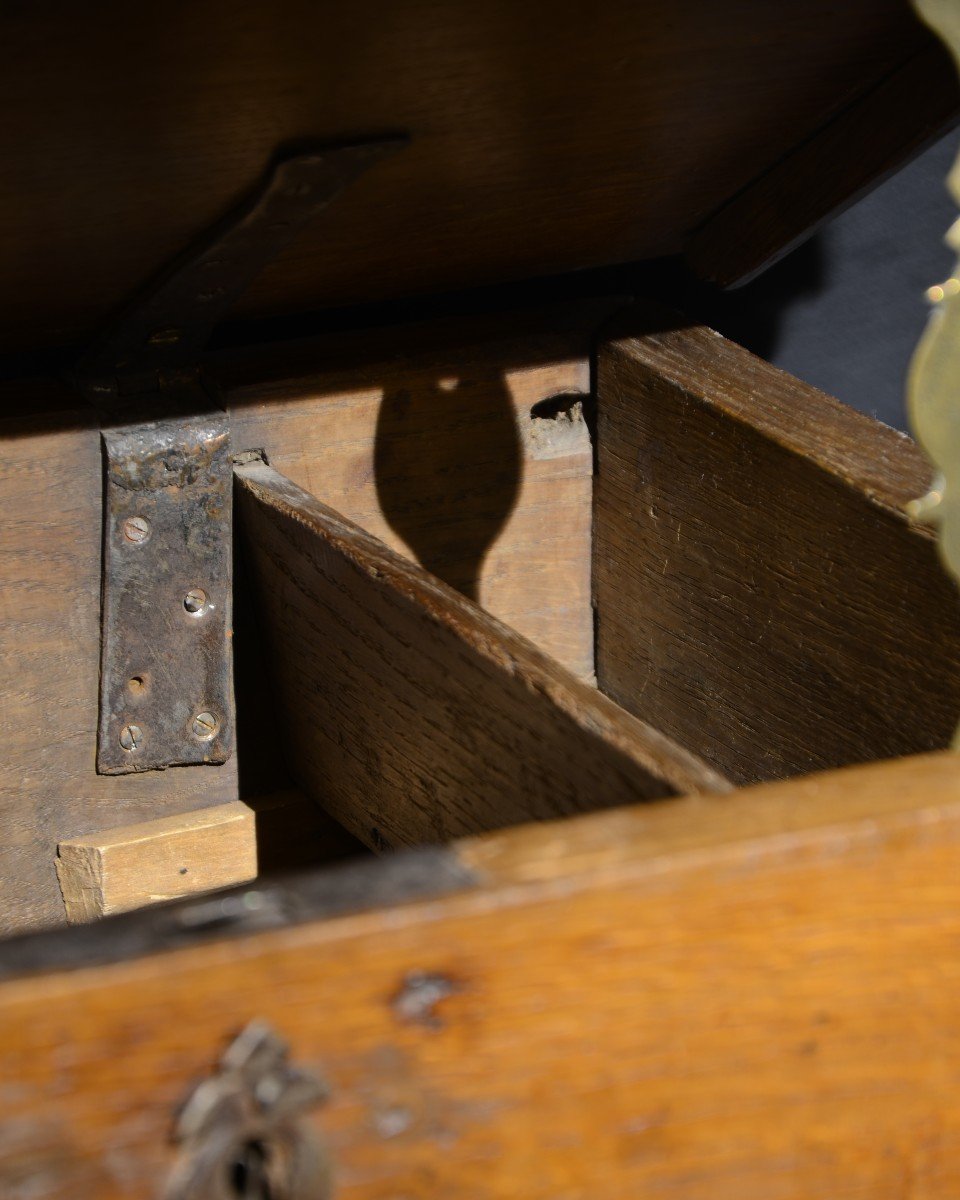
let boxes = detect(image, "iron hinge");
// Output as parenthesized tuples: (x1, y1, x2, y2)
(79, 139, 404, 773)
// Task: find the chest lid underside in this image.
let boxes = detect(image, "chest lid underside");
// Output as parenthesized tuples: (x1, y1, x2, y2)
(1, 0, 957, 361)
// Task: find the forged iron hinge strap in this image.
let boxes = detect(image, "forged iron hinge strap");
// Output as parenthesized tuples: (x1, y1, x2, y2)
(82, 139, 404, 773)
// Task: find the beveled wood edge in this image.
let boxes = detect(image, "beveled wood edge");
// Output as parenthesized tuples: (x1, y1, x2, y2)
(599, 305, 934, 519)
(213, 294, 631, 398)
(0, 296, 633, 431)
(686, 43, 960, 287)
(235, 460, 727, 801)
(2, 750, 955, 982)
(55, 802, 258, 924)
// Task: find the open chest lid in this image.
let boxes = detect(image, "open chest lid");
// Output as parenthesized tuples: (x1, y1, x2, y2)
(2, 0, 958, 359)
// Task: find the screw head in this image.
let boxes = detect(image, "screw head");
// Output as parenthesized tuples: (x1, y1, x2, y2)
(119, 724, 143, 752)
(122, 515, 151, 544)
(183, 588, 208, 615)
(191, 711, 219, 741)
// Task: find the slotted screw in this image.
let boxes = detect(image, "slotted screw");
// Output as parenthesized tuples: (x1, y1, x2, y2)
(184, 588, 208, 614)
(191, 711, 219, 740)
(122, 516, 150, 544)
(119, 724, 143, 752)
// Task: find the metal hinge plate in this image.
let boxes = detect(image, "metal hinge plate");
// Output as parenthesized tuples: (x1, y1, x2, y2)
(83, 137, 404, 774)
(98, 406, 233, 773)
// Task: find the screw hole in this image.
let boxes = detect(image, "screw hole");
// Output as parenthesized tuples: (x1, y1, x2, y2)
(128, 675, 146, 694)
(183, 588, 209, 615)
(179, 867, 188, 876)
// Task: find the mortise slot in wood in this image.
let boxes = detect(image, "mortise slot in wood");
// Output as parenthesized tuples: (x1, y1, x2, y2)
(594, 309, 960, 785)
(55, 802, 257, 923)
(234, 462, 729, 849)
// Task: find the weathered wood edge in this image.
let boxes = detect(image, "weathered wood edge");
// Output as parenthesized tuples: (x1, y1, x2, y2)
(213, 295, 629, 398)
(2, 751, 956, 982)
(235, 461, 727, 804)
(687, 43, 960, 287)
(0, 846, 476, 981)
(601, 305, 937, 520)
(55, 802, 258, 924)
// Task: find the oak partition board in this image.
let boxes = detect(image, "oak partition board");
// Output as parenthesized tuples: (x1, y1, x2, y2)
(235, 462, 727, 849)
(0, 0, 937, 356)
(3, 752, 960, 1198)
(0, 390, 238, 936)
(0, 303, 601, 935)
(594, 312, 960, 785)
(226, 303, 607, 680)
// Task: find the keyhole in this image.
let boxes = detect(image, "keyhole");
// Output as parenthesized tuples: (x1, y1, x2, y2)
(228, 1140, 271, 1200)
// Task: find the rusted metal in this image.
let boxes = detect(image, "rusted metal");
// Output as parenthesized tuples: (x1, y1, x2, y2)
(77, 139, 405, 411)
(87, 139, 405, 773)
(98, 403, 233, 773)
(164, 1020, 332, 1200)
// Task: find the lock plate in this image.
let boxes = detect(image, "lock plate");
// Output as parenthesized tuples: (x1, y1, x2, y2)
(164, 1021, 331, 1200)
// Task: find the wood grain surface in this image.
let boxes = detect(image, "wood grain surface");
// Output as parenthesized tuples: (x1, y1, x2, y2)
(227, 304, 607, 679)
(3, 752, 960, 1198)
(235, 462, 727, 848)
(0, 0, 936, 355)
(55, 802, 257, 923)
(0, 304, 603, 935)
(0, 392, 238, 936)
(594, 312, 960, 785)
(688, 42, 960, 286)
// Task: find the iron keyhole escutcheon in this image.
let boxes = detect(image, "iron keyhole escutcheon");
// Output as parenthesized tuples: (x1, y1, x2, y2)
(164, 1022, 332, 1200)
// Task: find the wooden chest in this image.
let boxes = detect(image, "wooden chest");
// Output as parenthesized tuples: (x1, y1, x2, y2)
(3, 2, 960, 1196)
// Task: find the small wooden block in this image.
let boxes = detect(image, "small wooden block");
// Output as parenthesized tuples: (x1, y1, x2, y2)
(55, 802, 257, 923)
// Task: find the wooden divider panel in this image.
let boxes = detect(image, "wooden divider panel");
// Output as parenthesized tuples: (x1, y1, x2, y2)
(595, 312, 960, 784)
(2, 752, 960, 1198)
(235, 462, 727, 848)
(225, 302, 608, 680)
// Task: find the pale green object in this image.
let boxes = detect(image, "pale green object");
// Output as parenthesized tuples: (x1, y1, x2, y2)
(910, 0, 960, 744)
